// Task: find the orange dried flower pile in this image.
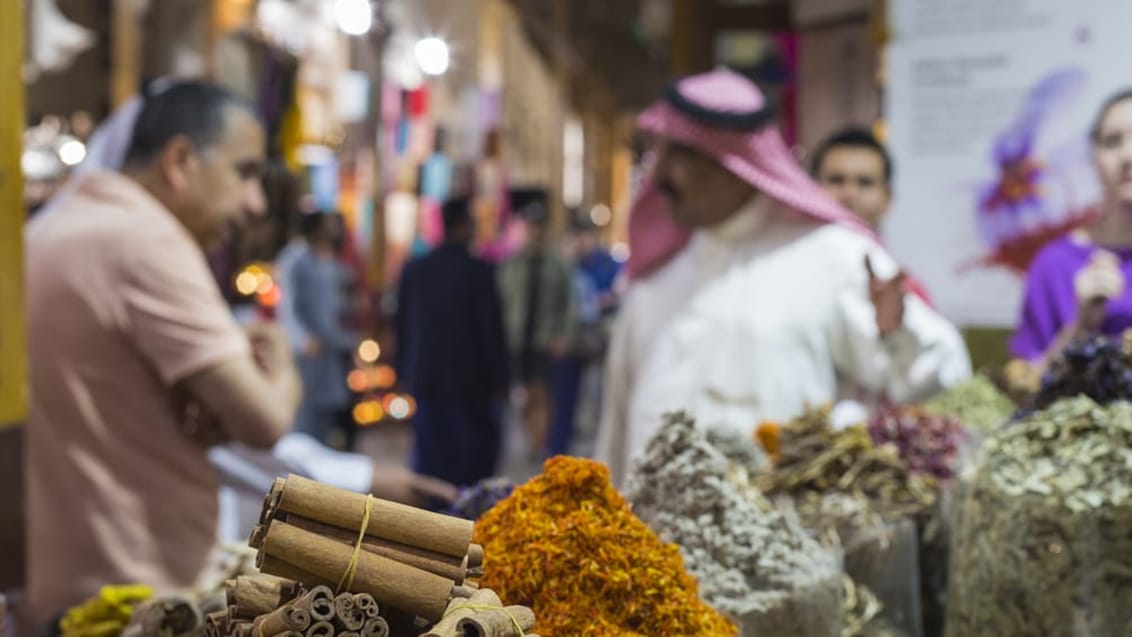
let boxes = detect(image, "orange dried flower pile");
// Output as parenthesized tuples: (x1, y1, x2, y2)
(474, 456, 736, 636)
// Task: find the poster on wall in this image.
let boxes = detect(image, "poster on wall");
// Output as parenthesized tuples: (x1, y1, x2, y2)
(886, 0, 1132, 326)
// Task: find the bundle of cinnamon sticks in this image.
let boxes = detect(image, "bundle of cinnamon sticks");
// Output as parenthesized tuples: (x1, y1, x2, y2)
(206, 575, 391, 637)
(423, 590, 537, 637)
(248, 475, 486, 624)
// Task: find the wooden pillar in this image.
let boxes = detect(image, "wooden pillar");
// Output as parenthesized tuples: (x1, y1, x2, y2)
(0, 0, 26, 427)
(0, 0, 27, 594)
(672, 0, 714, 75)
(551, 0, 570, 228)
(112, 0, 143, 105)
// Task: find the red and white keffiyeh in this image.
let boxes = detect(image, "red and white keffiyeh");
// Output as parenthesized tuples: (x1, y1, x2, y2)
(627, 69, 879, 280)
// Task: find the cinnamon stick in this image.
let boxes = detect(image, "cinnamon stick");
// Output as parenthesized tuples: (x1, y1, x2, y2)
(273, 474, 473, 558)
(451, 586, 476, 599)
(420, 590, 502, 637)
(456, 606, 536, 637)
(333, 595, 364, 631)
(284, 514, 469, 583)
(466, 544, 484, 569)
(232, 622, 254, 637)
(333, 593, 354, 619)
(290, 586, 337, 623)
(249, 524, 268, 550)
(346, 609, 366, 632)
(204, 610, 227, 633)
(230, 574, 304, 619)
(262, 521, 455, 622)
(262, 477, 286, 524)
(259, 555, 334, 590)
(279, 632, 303, 637)
(253, 606, 311, 636)
(352, 594, 379, 619)
(126, 595, 204, 637)
(360, 618, 389, 637)
(305, 621, 334, 637)
(341, 633, 359, 637)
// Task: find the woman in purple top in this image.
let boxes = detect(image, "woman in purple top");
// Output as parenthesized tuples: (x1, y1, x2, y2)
(1013, 90, 1132, 364)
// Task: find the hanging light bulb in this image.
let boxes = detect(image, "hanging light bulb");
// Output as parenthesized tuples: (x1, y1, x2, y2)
(414, 37, 450, 76)
(335, 0, 373, 36)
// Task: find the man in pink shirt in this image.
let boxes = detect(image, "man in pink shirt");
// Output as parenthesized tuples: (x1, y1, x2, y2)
(23, 81, 297, 627)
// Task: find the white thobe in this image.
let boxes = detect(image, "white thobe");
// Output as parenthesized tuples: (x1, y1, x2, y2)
(596, 196, 971, 487)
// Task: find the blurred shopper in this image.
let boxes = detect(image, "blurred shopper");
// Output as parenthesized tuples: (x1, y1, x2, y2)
(811, 127, 934, 306)
(545, 219, 615, 459)
(275, 223, 309, 341)
(812, 128, 894, 233)
(597, 70, 971, 486)
(396, 198, 510, 485)
(24, 81, 297, 627)
(498, 204, 576, 456)
(1012, 90, 1132, 368)
(572, 215, 623, 313)
(287, 212, 358, 446)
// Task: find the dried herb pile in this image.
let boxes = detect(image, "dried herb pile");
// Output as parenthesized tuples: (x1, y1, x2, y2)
(444, 478, 515, 521)
(947, 396, 1132, 636)
(474, 456, 736, 636)
(922, 373, 1015, 433)
(756, 407, 940, 637)
(868, 406, 968, 481)
(60, 585, 154, 637)
(705, 426, 769, 478)
(756, 407, 937, 521)
(1026, 334, 1132, 414)
(625, 413, 842, 636)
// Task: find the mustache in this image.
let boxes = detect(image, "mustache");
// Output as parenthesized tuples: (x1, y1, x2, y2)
(658, 180, 681, 202)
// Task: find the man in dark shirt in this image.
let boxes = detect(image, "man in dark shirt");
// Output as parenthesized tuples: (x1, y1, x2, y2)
(395, 198, 509, 485)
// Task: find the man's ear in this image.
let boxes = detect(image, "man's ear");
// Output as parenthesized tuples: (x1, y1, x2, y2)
(157, 135, 199, 193)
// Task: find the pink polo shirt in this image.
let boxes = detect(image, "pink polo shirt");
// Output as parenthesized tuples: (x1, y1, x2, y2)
(24, 172, 249, 625)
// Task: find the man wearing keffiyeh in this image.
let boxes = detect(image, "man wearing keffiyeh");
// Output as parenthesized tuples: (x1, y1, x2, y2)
(596, 70, 971, 487)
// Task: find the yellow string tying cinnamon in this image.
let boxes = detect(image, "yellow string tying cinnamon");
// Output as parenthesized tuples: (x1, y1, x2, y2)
(336, 494, 375, 593)
(442, 603, 526, 637)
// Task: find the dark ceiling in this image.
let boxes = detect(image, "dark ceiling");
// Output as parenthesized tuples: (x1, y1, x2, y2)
(506, 0, 672, 112)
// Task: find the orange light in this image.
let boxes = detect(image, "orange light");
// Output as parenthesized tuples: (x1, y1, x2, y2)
(257, 285, 281, 308)
(352, 402, 369, 424)
(352, 400, 385, 426)
(373, 365, 397, 389)
(256, 275, 274, 295)
(347, 370, 368, 392)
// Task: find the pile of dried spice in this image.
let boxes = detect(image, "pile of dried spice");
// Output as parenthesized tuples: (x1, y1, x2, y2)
(626, 413, 842, 637)
(756, 406, 937, 520)
(868, 405, 969, 481)
(444, 477, 515, 521)
(922, 373, 1016, 433)
(947, 396, 1132, 636)
(1024, 333, 1132, 414)
(705, 426, 769, 478)
(756, 407, 940, 637)
(473, 456, 736, 636)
